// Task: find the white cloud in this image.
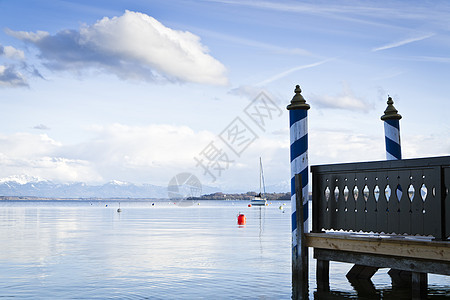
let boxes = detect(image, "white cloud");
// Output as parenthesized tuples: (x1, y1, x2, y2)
(372, 33, 435, 52)
(403, 133, 450, 159)
(0, 44, 25, 60)
(0, 124, 289, 188)
(0, 65, 28, 87)
(0, 124, 217, 185)
(0, 123, 446, 190)
(0, 133, 60, 157)
(7, 11, 228, 85)
(309, 129, 385, 165)
(309, 82, 373, 112)
(0, 133, 100, 183)
(72, 123, 215, 166)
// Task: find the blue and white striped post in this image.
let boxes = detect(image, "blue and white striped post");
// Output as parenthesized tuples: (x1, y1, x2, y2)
(381, 97, 412, 289)
(381, 96, 402, 160)
(287, 85, 310, 296)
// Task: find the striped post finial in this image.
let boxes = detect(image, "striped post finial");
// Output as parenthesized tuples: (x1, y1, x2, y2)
(287, 85, 310, 260)
(381, 96, 402, 160)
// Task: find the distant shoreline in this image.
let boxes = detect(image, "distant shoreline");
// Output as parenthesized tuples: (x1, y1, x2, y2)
(187, 191, 291, 201)
(0, 192, 292, 201)
(0, 196, 164, 201)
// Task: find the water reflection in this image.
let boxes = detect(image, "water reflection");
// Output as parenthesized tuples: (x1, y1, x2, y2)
(314, 285, 449, 299)
(0, 200, 447, 299)
(0, 201, 293, 299)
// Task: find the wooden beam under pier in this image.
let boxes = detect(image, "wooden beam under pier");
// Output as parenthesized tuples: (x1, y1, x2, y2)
(313, 248, 450, 276)
(305, 232, 450, 262)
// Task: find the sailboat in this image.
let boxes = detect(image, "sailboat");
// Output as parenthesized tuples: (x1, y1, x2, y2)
(251, 158, 267, 206)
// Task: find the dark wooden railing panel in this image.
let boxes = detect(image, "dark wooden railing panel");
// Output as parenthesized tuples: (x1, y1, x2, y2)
(410, 168, 427, 236)
(375, 171, 389, 234)
(444, 166, 450, 240)
(423, 167, 442, 239)
(311, 156, 450, 240)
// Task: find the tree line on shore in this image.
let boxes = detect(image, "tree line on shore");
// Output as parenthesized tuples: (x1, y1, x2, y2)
(187, 191, 291, 200)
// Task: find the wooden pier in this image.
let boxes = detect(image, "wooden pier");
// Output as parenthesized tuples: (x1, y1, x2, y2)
(294, 156, 450, 299)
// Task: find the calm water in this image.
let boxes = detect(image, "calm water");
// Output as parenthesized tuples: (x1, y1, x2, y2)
(0, 200, 448, 299)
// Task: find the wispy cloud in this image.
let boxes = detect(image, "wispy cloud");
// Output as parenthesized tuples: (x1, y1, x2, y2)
(206, 0, 450, 38)
(191, 27, 312, 56)
(207, 0, 386, 16)
(372, 33, 435, 52)
(407, 56, 450, 63)
(371, 70, 404, 81)
(7, 10, 228, 85)
(256, 58, 333, 86)
(205, 0, 427, 29)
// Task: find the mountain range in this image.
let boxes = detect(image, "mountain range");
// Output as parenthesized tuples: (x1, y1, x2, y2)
(0, 175, 289, 199)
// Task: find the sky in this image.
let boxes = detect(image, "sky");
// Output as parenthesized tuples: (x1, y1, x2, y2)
(0, 0, 449, 193)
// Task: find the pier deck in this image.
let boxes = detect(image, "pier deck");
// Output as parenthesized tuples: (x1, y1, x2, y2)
(298, 156, 450, 299)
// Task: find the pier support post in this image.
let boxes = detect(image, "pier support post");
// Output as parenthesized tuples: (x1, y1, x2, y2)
(388, 269, 412, 287)
(316, 259, 329, 291)
(288, 85, 310, 299)
(411, 272, 427, 299)
(346, 265, 379, 280)
(292, 174, 308, 299)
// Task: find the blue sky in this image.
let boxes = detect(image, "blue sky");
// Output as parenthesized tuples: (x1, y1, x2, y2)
(0, 0, 449, 192)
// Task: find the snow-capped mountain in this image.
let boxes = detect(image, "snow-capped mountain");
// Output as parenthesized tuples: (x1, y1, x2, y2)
(0, 178, 168, 198)
(0, 174, 287, 199)
(0, 175, 46, 185)
(0, 176, 222, 199)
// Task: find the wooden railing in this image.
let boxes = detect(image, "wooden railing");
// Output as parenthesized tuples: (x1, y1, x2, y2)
(311, 156, 450, 240)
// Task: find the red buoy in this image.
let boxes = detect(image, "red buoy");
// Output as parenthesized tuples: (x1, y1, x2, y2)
(237, 213, 246, 225)
(248, 204, 252, 207)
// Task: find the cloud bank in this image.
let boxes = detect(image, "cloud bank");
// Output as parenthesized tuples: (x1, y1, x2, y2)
(0, 122, 448, 189)
(7, 10, 228, 85)
(0, 124, 217, 185)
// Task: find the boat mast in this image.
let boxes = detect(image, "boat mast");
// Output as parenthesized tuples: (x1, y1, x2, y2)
(259, 157, 262, 195)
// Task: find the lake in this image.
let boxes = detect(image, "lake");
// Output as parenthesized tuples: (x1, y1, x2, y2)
(0, 200, 448, 299)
